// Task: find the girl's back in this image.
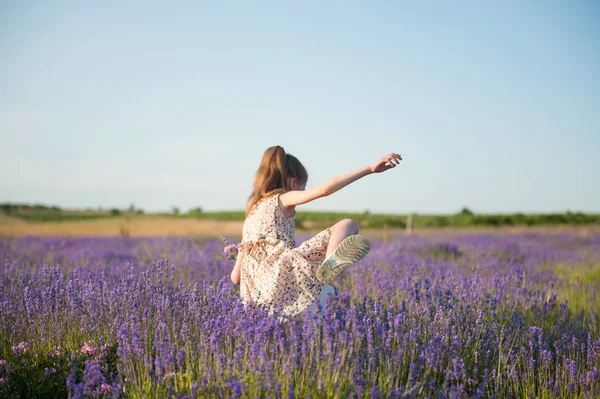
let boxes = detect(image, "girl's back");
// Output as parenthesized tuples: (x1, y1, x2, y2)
(242, 193, 295, 249)
(237, 192, 332, 318)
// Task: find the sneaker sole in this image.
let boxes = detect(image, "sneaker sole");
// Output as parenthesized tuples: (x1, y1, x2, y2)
(316, 235, 371, 284)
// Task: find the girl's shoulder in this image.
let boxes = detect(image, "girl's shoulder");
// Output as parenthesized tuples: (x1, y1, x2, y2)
(258, 193, 281, 206)
(247, 194, 279, 215)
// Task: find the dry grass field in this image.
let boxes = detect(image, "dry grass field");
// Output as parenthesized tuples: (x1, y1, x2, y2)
(0, 214, 244, 237)
(1, 212, 598, 238)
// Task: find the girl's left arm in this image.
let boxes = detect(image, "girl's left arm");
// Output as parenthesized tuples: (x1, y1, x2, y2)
(230, 250, 244, 285)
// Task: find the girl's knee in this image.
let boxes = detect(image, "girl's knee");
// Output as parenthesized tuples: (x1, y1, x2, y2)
(339, 218, 359, 235)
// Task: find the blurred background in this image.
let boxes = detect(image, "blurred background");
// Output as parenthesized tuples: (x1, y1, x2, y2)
(1, 1, 598, 236)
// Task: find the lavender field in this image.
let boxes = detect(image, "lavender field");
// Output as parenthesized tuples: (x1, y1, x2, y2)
(1, 231, 600, 398)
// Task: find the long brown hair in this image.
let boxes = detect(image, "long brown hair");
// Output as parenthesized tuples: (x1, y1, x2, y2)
(245, 145, 308, 216)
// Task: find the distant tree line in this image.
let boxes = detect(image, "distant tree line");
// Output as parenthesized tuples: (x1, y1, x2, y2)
(178, 206, 600, 229)
(0, 203, 143, 222)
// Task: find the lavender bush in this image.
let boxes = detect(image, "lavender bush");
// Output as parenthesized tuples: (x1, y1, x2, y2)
(1, 231, 599, 398)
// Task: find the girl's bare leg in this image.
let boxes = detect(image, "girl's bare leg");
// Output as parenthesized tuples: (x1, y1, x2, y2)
(326, 218, 359, 258)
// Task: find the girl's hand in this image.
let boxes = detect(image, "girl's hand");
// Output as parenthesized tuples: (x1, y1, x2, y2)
(370, 153, 402, 173)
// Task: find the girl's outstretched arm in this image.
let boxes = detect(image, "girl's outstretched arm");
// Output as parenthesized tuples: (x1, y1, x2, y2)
(280, 153, 402, 208)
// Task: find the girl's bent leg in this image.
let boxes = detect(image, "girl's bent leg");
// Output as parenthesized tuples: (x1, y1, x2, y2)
(316, 227, 371, 284)
(326, 219, 359, 257)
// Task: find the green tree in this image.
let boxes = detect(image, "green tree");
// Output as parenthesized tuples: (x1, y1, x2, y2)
(459, 207, 474, 216)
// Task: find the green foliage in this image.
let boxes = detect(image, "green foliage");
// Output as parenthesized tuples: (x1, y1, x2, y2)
(0, 203, 115, 222)
(0, 343, 121, 398)
(2, 203, 599, 228)
(0, 345, 70, 398)
(459, 207, 474, 216)
(188, 207, 203, 215)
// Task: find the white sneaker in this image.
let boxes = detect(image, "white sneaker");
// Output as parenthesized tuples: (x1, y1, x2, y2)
(316, 235, 371, 284)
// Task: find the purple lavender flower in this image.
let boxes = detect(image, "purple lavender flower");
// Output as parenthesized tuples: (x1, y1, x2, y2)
(0, 360, 10, 375)
(1, 232, 599, 397)
(81, 341, 98, 356)
(11, 341, 29, 355)
(223, 243, 239, 261)
(44, 367, 57, 377)
(49, 345, 62, 358)
(82, 360, 106, 396)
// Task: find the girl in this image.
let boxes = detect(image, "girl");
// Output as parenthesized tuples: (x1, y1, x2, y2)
(230, 145, 402, 318)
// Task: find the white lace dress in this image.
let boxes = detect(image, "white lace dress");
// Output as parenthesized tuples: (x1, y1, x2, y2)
(238, 193, 332, 318)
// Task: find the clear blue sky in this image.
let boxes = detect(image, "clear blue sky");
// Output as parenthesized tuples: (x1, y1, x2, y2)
(1, 1, 598, 214)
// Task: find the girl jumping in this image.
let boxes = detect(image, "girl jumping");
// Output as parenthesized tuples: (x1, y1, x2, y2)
(230, 145, 402, 318)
